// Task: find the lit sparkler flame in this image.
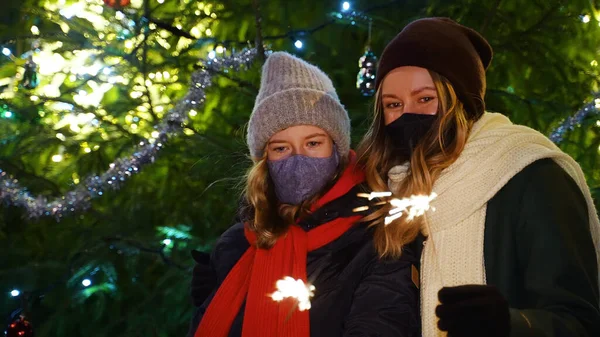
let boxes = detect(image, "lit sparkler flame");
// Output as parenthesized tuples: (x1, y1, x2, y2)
(271, 277, 316, 311)
(385, 193, 437, 225)
(357, 191, 437, 225)
(357, 191, 393, 200)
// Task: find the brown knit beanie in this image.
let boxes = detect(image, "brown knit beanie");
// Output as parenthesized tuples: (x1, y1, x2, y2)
(375, 17, 493, 120)
(247, 52, 351, 159)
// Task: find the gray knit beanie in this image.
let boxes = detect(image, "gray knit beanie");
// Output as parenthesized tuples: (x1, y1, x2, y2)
(247, 52, 351, 159)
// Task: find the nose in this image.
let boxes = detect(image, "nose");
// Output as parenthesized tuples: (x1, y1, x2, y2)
(403, 102, 419, 112)
(289, 144, 306, 156)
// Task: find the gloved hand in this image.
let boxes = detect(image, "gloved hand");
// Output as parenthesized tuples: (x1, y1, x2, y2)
(190, 249, 217, 307)
(436, 285, 510, 337)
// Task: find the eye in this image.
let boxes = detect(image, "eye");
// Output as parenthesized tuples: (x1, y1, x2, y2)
(385, 102, 403, 109)
(419, 96, 436, 103)
(307, 141, 321, 148)
(272, 146, 288, 153)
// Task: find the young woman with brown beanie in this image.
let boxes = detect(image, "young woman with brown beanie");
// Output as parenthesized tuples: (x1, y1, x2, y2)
(357, 17, 600, 337)
(187, 52, 420, 337)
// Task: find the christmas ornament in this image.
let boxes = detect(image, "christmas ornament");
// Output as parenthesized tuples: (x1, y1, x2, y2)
(20, 56, 39, 90)
(356, 20, 377, 96)
(6, 316, 34, 337)
(103, 0, 131, 9)
(357, 47, 377, 96)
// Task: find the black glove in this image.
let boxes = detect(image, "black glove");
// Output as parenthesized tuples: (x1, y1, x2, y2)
(436, 285, 510, 337)
(190, 249, 217, 307)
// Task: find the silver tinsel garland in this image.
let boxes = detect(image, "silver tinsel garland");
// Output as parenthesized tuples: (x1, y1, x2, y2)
(549, 96, 600, 143)
(0, 48, 258, 219)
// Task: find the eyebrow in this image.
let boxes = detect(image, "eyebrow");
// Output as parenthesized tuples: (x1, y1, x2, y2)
(268, 133, 328, 145)
(382, 86, 437, 99)
(304, 133, 328, 140)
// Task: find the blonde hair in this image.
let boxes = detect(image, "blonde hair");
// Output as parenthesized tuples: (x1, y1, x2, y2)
(356, 70, 473, 258)
(243, 150, 347, 249)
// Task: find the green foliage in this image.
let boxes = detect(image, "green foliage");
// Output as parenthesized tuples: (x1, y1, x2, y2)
(0, 0, 599, 336)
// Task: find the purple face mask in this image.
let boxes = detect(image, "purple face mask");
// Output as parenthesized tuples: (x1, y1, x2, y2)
(267, 150, 339, 205)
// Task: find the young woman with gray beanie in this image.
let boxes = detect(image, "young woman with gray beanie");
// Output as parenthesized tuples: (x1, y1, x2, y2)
(187, 51, 420, 337)
(357, 17, 600, 337)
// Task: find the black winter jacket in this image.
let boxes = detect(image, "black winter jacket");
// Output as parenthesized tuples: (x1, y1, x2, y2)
(187, 185, 421, 337)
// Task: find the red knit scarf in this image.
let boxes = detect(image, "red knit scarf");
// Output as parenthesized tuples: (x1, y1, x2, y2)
(195, 152, 365, 337)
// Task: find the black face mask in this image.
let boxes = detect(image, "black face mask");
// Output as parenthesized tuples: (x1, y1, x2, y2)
(385, 113, 437, 158)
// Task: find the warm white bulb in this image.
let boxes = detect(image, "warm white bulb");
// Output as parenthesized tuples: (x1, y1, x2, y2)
(208, 50, 216, 59)
(582, 14, 591, 23)
(2, 48, 10, 56)
(51, 154, 63, 162)
(31, 25, 40, 35)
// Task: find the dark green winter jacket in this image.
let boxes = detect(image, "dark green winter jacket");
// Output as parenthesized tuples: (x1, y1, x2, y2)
(413, 158, 600, 336)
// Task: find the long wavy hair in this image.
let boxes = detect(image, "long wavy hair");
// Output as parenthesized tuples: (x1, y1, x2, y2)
(242, 149, 347, 249)
(357, 70, 474, 259)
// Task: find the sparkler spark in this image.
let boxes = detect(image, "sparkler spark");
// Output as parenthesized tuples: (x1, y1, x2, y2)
(385, 193, 437, 225)
(357, 191, 437, 225)
(271, 277, 316, 311)
(357, 191, 393, 200)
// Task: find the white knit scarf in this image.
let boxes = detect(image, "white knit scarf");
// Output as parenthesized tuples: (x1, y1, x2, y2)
(388, 112, 600, 337)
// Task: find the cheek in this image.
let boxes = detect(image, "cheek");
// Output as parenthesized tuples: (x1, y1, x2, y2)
(384, 111, 401, 125)
(307, 141, 334, 157)
(267, 149, 286, 161)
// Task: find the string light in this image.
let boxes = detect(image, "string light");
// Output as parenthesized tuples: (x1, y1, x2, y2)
(294, 39, 303, 49)
(31, 25, 40, 35)
(2, 48, 11, 56)
(162, 238, 172, 245)
(342, 1, 351, 11)
(51, 154, 63, 163)
(582, 14, 591, 23)
(208, 50, 216, 59)
(81, 279, 92, 287)
(10, 289, 20, 297)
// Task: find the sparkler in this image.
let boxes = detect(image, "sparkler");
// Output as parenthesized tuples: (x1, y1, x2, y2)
(356, 191, 437, 225)
(271, 277, 315, 311)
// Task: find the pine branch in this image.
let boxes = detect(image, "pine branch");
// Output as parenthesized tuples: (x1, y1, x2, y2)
(480, 0, 503, 34)
(101, 236, 187, 271)
(34, 96, 135, 137)
(0, 159, 61, 194)
(253, 0, 266, 63)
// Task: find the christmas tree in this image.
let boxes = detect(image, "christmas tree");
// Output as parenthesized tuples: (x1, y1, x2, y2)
(0, 0, 598, 336)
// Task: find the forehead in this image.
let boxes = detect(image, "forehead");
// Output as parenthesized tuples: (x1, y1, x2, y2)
(381, 66, 435, 94)
(269, 125, 329, 142)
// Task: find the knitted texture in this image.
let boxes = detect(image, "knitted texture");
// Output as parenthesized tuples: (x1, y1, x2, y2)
(247, 52, 350, 159)
(375, 18, 493, 120)
(388, 112, 600, 337)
